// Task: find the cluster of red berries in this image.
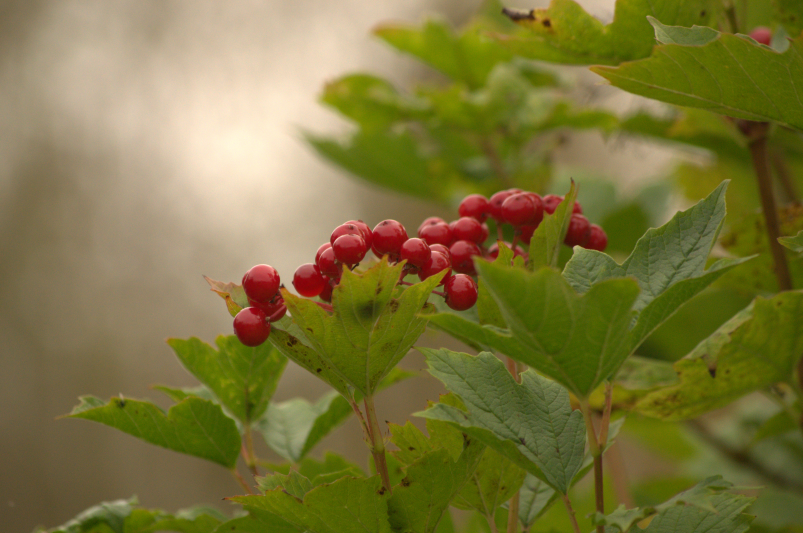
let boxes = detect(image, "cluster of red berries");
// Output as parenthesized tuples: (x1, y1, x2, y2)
(230, 189, 607, 347)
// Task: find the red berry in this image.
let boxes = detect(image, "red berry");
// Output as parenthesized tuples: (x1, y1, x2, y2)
(418, 216, 446, 232)
(319, 277, 335, 302)
(330, 223, 362, 246)
(267, 304, 287, 322)
(488, 190, 514, 222)
(400, 238, 431, 267)
(315, 242, 332, 265)
(242, 264, 281, 303)
(573, 201, 582, 214)
(501, 193, 537, 226)
(293, 263, 326, 297)
(451, 217, 485, 244)
(518, 224, 537, 244)
(418, 251, 451, 285)
(585, 224, 608, 251)
(480, 223, 489, 243)
(344, 220, 373, 249)
(233, 308, 271, 347)
(372, 220, 408, 256)
(450, 240, 482, 275)
(429, 243, 451, 257)
(317, 247, 342, 278)
(458, 194, 489, 222)
(444, 274, 478, 311)
(524, 192, 545, 225)
(564, 214, 592, 247)
(487, 241, 525, 260)
(248, 296, 284, 316)
(418, 220, 453, 246)
(542, 194, 562, 214)
(749, 26, 772, 46)
(333, 234, 367, 265)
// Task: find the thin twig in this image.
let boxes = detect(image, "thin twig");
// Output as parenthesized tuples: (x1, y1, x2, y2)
(243, 426, 259, 477)
(579, 401, 604, 533)
(231, 469, 254, 494)
(598, 382, 613, 449)
(562, 494, 582, 533)
(364, 395, 393, 494)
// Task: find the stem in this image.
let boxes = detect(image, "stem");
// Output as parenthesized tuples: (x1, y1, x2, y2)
(243, 425, 259, 477)
(232, 469, 254, 494)
(771, 149, 800, 203)
(579, 400, 604, 533)
(562, 495, 582, 533)
(747, 122, 794, 291)
(364, 395, 392, 494)
(314, 301, 334, 312)
(598, 382, 613, 449)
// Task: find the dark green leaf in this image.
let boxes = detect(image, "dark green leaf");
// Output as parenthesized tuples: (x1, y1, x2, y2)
(167, 336, 286, 426)
(591, 26, 803, 131)
(635, 291, 803, 420)
(418, 349, 586, 494)
(498, 0, 719, 65)
(67, 396, 241, 469)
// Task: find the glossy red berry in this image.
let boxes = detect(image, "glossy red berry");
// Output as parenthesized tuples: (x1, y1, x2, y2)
(542, 194, 562, 214)
(444, 274, 478, 311)
(315, 242, 332, 265)
(344, 220, 373, 249)
(248, 296, 284, 316)
(317, 247, 341, 278)
(450, 240, 482, 275)
(564, 214, 592, 247)
(518, 224, 537, 244)
(429, 243, 451, 257)
(501, 193, 537, 226)
(267, 304, 287, 322)
(585, 224, 608, 251)
(319, 278, 334, 302)
(418, 220, 453, 246)
(330, 223, 362, 247)
(524, 192, 545, 224)
(333, 234, 367, 265)
(749, 26, 772, 46)
(372, 220, 408, 256)
(418, 216, 445, 232)
(451, 217, 485, 244)
(400, 238, 431, 267)
(488, 190, 514, 221)
(242, 264, 281, 303)
(233, 307, 271, 347)
(418, 251, 451, 285)
(458, 194, 489, 222)
(293, 263, 326, 297)
(480, 223, 489, 243)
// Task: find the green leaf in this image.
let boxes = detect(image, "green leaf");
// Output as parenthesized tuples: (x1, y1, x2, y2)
(751, 408, 799, 445)
(476, 262, 640, 397)
(43, 498, 137, 533)
(649, 17, 718, 45)
(124, 506, 225, 533)
(257, 471, 314, 499)
(387, 440, 486, 533)
(211, 509, 301, 533)
(204, 276, 248, 317)
(67, 396, 241, 469)
(279, 258, 442, 396)
(593, 476, 754, 533)
(498, 0, 718, 66)
(591, 25, 803, 131)
(563, 181, 747, 352)
(418, 349, 586, 494)
(528, 181, 577, 270)
(167, 336, 286, 426)
(374, 18, 515, 88)
(635, 291, 803, 420)
(304, 130, 448, 202)
(779, 230, 803, 253)
(517, 473, 559, 530)
(231, 476, 391, 533)
(476, 243, 514, 328)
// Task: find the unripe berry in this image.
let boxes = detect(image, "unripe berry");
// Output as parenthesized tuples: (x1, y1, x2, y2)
(418, 251, 451, 285)
(233, 307, 271, 347)
(450, 240, 482, 275)
(242, 264, 281, 303)
(450, 217, 485, 244)
(293, 263, 326, 297)
(418, 220, 453, 246)
(458, 194, 490, 222)
(585, 224, 608, 252)
(564, 214, 592, 247)
(372, 220, 408, 256)
(444, 274, 478, 311)
(400, 238, 431, 268)
(333, 234, 367, 265)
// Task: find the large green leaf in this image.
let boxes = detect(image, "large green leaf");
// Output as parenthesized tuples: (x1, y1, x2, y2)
(67, 396, 241, 469)
(231, 476, 391, 533)
(593, 476, 754, 533)
(211, 509, 300, 533)
(563, 181, 751, 352)
(472, 262, 640, 397)
(635, 291, 803, 420)
(592, 21, 803, 131)
(167, 335, 286, 426)
(417, 349, 586, 494)
(374, 18, 515, 88)
(497, 0, 718, 66)
(528, 181, 577, 270)
(517, 473, 558, 530)
(279, 258, 442, 396)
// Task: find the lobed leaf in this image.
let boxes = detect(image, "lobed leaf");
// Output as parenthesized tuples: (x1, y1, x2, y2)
(418, 349, 586, 494)
(592, 22, 803, 131)
(517, 473, 559, 530)
(67, 396, 241, 469)
(167, 335, 286, 426)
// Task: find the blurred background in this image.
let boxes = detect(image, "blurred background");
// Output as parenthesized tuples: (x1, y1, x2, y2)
(0, 1, 699, 531)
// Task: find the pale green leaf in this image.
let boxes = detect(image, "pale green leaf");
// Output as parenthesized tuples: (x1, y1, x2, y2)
(635, 291, 803, 420)
(498, 0, 719, 66)
(43, 498, 136, 533)
(649, 17, 718, 45)
(418, 349, 586, 494)
(751, 408, 799, 445)
(67, 396, 240, 469)
(124, 506, 225, 533)
(517, 473, 559, 530)
(591, 26, 803, 131)
(167, 335, 286, 426)
(779, 230, 803, 252)
(211, 509, 302, 533)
